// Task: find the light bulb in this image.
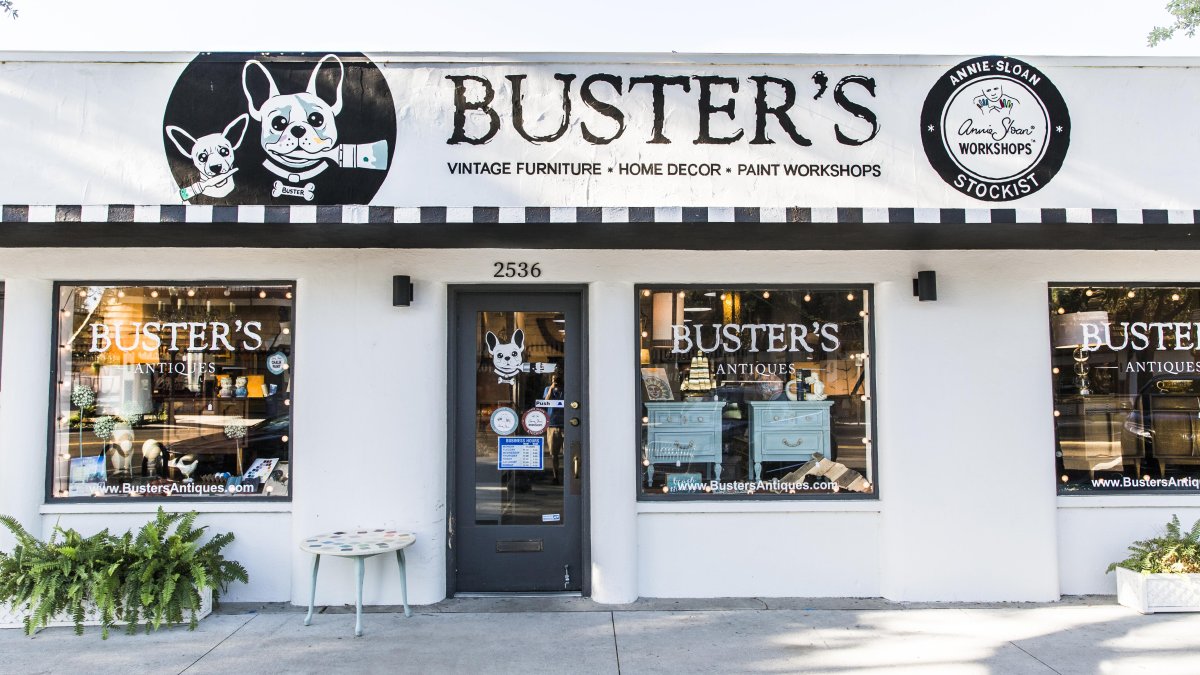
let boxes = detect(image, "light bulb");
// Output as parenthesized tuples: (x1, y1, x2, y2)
(285, 291, 293, 299)
(282, 328, 290, 335)
(762, 291, 770, 299)
(1172, 293, 1181, 301)
(1085, 289, 1094, 297)
(258, 290, 267, 299)
(847, 293, 855, 301)
(117, 290, 125, 298)
(150, 290, 158, 298)
(803, 294, 811, 302)
(281, 435, 289, 443)
(187, 288, 196, 297)
(1057, 307, 1066, 314)
(1127, 291, 1135, 298)
(1052, 367, 1060, 374)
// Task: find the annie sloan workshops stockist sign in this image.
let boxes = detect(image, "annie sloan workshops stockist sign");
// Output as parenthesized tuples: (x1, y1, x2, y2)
(9, 52, 1194, 210)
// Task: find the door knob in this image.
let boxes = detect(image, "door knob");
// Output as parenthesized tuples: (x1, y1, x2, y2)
(569, 418, 580, 426)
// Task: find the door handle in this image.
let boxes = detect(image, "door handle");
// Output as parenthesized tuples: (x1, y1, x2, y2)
(569, 417, 580, 427)
(573, 453, 580, 479)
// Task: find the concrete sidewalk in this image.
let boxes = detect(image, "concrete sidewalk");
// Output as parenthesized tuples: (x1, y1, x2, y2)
(2, 597, 1199, 674)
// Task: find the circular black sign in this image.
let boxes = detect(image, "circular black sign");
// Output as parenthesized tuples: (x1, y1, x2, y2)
(163, 52, 396, 205)
(920, 56, 1070, 201)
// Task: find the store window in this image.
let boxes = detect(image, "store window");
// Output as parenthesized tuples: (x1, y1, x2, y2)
(637, 286, 875, 498)
(1051, 284, 1200, 494)
(50, 283, 293, 500)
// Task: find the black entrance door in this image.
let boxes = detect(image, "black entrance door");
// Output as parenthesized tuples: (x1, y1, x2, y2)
(449, 289, 585, 593)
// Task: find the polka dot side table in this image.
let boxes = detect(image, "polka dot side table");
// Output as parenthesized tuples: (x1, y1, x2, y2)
(299, 529, 416, 637)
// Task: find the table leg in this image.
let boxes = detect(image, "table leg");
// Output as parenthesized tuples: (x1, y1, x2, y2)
(304, 553, 320, 626)
(354, 556, 365, 637)
(396, 549, 411, 617)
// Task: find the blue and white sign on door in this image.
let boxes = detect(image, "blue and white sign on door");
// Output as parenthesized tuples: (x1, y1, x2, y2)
(498, 436, 544, 470)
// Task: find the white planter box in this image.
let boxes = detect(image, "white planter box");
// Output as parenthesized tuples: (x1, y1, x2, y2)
(0, 588, 213, 631)
(1115, 566, 1200, 614)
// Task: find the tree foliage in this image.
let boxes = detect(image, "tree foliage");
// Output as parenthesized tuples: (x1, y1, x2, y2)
(1149, 0, 1200, 45)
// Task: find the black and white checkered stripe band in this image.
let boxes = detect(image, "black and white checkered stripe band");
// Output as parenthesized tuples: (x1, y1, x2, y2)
(2, 205, 1198, 225)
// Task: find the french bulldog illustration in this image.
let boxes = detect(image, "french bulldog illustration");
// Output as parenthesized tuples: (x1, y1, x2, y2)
(486, 329, 525, 384)
(164, 114, 249, 200)
(241, 53, 388, 187)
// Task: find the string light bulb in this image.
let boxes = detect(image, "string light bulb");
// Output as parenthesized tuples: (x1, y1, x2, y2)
(803, 294, 811, 302)
(847, 292, 855, 301)
(150, 290, 159, 298)
(258, 290, 267, 299)
(187, 288, 196, 297)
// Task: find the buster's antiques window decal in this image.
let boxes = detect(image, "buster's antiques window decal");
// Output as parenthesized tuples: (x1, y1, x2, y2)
(50, 283, 294, 500)
(637, 286, 876, 499)
(1051, 285, 1200, 493)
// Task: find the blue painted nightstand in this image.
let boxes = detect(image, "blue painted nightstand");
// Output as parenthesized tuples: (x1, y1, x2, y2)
(748, 400, 834, 480)
(644, 401, 725, 486)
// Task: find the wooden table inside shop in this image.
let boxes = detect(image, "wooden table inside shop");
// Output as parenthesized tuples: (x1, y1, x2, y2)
(299, 529, 415, 637)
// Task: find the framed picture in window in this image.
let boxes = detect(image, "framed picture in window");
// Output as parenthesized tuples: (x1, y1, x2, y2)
(640, 367, 674, 401)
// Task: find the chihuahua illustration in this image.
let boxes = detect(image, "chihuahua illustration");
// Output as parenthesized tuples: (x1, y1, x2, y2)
(165, 114, 249, 200)
(486, 329, 525, 384)
(241, 53, 388, 188)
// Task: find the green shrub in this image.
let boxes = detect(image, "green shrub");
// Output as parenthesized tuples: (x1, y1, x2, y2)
(1107, 515, 1200, 575)
(0, 508, 248, 638)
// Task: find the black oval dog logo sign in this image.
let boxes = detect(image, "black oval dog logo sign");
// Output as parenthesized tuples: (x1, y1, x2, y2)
(163, 52, 396, 205)
(921, 56, 1070, 202)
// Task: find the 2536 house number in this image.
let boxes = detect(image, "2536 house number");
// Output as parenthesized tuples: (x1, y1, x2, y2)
(493, 262, 542, 278)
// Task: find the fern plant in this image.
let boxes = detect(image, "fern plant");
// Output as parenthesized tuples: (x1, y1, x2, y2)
(1107, 515, 1200, 575)
(0, 508, 248, 638)
(0, 515, 123, 637)
(117, 508, 248, 634)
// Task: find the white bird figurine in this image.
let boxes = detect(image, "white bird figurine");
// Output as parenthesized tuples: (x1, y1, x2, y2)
(169, 454, 199, 482)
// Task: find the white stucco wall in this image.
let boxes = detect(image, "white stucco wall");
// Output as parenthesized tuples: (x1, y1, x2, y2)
(1, 246, 1197, 604)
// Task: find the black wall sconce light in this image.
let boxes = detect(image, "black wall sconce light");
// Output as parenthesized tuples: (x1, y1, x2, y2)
(913, 271, 937, 302)
(393, 275, 414, 306)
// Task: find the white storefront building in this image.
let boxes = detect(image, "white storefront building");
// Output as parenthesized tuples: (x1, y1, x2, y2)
(1, 52, 1199, 606)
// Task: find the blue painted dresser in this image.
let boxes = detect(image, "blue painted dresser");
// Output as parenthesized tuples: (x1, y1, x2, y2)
(643, 401, 725, 486)
(748, 400, 835, 480)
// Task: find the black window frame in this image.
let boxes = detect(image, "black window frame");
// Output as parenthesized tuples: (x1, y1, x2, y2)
(1050, 281, 1200, 496)
(634, 283, 880, 502)
(45, 280, 296, 503)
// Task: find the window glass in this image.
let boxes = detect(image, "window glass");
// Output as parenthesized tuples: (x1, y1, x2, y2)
(51, 283, 293, 499)
(637, 286, 875, 498)
(1052, 284, 1200, 493)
